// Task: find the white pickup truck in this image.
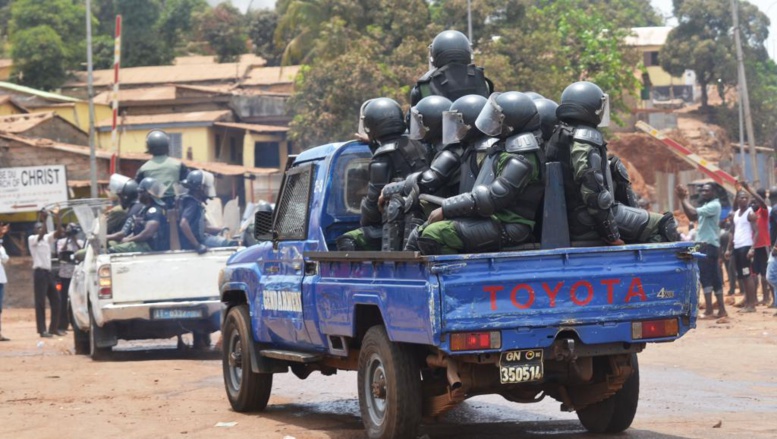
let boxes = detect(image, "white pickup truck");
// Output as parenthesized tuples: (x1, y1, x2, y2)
(65, 199, 237, 360)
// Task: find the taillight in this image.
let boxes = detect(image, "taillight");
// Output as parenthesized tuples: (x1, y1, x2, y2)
(632, 318, 679, 340)
(98, 264, 112, 299)
(450, 331, 501, 351)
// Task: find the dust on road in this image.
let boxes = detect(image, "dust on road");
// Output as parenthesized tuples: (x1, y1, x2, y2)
(1, 307, 776, 439)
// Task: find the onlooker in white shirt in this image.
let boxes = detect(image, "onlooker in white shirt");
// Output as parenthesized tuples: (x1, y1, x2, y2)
(27, 213, 63, 338)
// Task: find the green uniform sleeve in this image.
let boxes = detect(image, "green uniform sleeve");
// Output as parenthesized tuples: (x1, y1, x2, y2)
(570, 140, 599, 209)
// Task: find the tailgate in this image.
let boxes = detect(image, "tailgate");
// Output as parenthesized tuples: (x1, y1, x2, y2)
(107, 248, 235, 303)
(434, 242, 697, 338)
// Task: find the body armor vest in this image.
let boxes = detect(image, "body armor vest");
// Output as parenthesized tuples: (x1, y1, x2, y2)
(417, 63, 491, 103)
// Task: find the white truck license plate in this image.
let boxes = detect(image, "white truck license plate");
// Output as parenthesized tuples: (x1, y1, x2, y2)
(499, 349, 544, 384)
(151, 308, 204, 320)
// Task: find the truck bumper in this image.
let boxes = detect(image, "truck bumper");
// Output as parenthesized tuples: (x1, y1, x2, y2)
(101, 300, 222, 322)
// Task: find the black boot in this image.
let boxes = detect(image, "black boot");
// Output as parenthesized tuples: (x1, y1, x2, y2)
(335, 235, 358, 251)
(417, 237, 442, 255)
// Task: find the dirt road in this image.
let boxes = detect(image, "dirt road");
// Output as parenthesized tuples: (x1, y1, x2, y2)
(1, 307, 776, 439)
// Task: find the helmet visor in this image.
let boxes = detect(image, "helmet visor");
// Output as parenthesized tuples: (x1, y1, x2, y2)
(108, 174, 131, 198)
(475, 93, 507, 137)
(442, 111, 470, 145)
(408, 107, 428, 140)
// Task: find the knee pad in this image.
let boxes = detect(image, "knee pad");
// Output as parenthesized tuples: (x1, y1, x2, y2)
(335, 235, 357, 251)
(453, 218, 502, 253)
(417, 237, 442, 255)
(657, 212, 680, 242)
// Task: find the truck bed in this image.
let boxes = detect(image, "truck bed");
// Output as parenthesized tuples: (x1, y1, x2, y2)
(307, 241, 698, 353)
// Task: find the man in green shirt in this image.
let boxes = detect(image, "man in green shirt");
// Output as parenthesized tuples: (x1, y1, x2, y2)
(676, 183, 727, 318)
(135, 130, 188, 208)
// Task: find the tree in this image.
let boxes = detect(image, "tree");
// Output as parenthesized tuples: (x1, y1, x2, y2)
(159, 0, 209, 58)
(10, 26, 67, 90)
(248, 9, 282, 65)
(9, 0, 86, 69)
(197, 3, 247, 63)
(117, 0, 171, 67)
(660, 0, 768, 111)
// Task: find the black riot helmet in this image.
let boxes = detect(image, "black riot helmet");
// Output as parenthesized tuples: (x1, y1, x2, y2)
(441, 94, 488, 145)
(532, 98, 559, 142)
(429, 30, 473, 68)
(362, 97, 406, 143)
(475, 91, 540, 139)
(120, 180, 139, 207)
(146, 130, 170, 156)
(556, 81, 607, 126)
(182, 169, 205, 192)
(409, 95, 452, 143)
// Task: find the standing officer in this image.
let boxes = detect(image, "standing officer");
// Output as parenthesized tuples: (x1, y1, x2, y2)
(135, 130, 188, 208)
(410, 30, 493, 106)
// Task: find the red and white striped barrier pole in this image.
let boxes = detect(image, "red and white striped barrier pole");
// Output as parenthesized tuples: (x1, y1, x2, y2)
(110, 15, 122, 172)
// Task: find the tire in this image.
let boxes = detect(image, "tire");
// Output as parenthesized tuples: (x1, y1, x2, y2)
(89, 308, 111, 361)
(577, 354, 640, 434)
(222, 305, 273, 412)
(357, 325, 422, 439)
(72, 308, 89, 355)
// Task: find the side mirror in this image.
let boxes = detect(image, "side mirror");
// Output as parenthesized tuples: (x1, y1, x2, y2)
(254, 210, 274, 241)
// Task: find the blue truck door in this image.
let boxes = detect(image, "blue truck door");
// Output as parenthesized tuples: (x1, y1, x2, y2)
(258, 162, 317, 349)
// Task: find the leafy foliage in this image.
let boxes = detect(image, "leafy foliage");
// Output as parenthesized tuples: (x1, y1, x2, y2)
(660, 0, 768, 110)
(197, 3, 248, 63)
(248, 9, 283, 66)
(10, 26, 67, 90)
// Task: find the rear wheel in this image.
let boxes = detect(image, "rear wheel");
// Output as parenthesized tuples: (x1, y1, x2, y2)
(577, 354, 640, 433)
(222, 305, 272, 412)
(89, 308, 111, 361)
(357, 325, 422, 439)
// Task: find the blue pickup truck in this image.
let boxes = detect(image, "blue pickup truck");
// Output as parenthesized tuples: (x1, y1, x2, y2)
(218, 141, 698, 439)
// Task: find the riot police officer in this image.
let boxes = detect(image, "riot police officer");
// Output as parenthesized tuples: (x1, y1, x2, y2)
(548, 81, 678, 244)
(416, 92, 545, 255)
(178, 170, 236, 253)
(109, 178, 169, 253)
(410, 30, 493, 106)
(532, 97, 559, 144)
(105, 174, 140, 235)
(135, 130, 188, 208)
(336, 98, 429, 251)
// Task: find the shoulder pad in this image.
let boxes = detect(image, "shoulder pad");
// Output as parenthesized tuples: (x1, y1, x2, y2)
(417, 69, 435, 82)
(572, 127, 604, 145)
(373, 142, 398, 156)
(504, 133, 540, 153)
(472, 137, 499, 152)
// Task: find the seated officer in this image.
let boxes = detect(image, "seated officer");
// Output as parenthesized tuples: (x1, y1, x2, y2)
(105, 174, 140, 235)
(416, 92, 545, 255)
(336, 97, 430, 251)
(109, 178, 168, 253)
(178, 170, 236, 253)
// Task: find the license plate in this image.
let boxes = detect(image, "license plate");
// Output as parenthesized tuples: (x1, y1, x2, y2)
(499, 349, 544, 384)
(151, 308, 204, 320)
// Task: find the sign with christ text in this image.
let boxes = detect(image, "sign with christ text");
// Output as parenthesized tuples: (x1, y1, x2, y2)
(0, 165, 68, 214)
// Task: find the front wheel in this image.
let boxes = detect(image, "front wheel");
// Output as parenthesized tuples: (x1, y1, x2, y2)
(222, 305, 272, 412)
(357, 325, 422, 439)
(577, 353, 640, 433)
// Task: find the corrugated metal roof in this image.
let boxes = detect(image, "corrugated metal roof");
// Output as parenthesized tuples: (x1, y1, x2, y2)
(97, 110, 232, 128)
(625, 26, 674, 47)
(94, 86, 178, 105)
(214, 122, 289, 133)
(0, 81, 81, 102)
(67, 57, 266, 88)
(174, 54, 264, 66)
(0, 112, 55, 133)
(242, 66, 300, 86)
(0, 132, 280, 176)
